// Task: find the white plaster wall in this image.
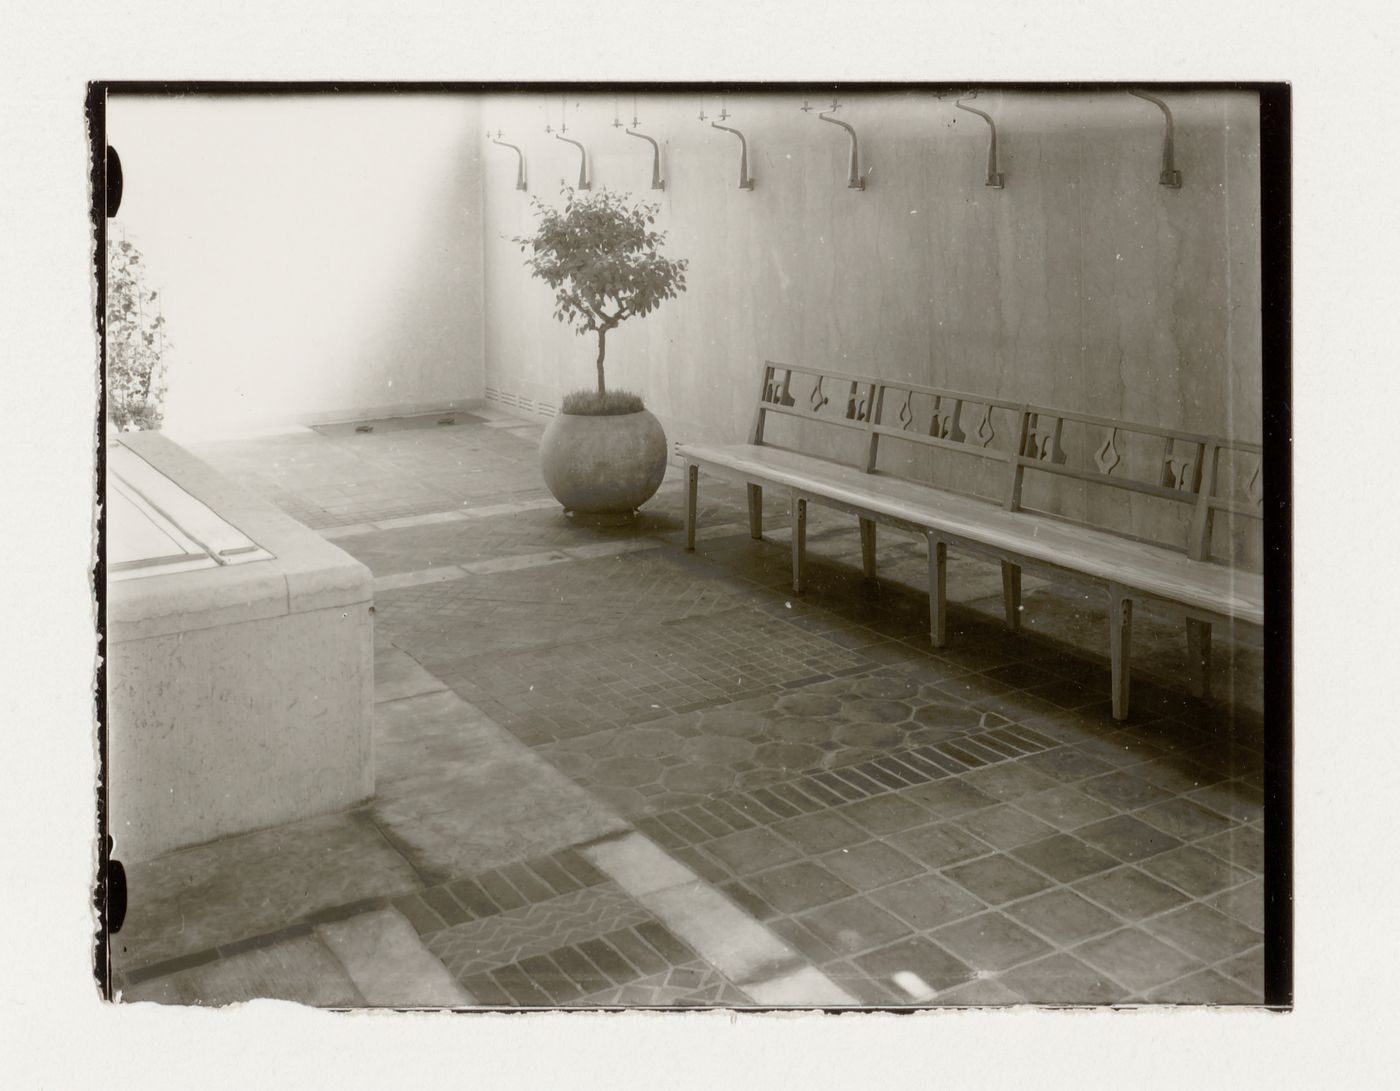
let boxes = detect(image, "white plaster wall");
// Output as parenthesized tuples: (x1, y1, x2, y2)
(106, 93, 485, 434)
(479, 90, 1262, 553)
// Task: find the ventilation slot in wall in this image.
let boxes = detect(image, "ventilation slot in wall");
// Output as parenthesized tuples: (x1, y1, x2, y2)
(486, 384, 557, 422)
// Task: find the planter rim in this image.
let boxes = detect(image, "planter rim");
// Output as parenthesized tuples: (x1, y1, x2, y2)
(558, 406, 651, 418)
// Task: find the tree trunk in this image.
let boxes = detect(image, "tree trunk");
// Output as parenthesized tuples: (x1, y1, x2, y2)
(596, 325, 608, 394)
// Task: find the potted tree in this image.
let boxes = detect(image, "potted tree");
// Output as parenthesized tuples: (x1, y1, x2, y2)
(515, 187, 688, 519)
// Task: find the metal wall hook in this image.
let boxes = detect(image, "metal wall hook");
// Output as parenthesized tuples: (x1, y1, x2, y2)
(709, 117, 755, 190)
(1128, 89, 1183, 188)
(954, 100, 1004, 189)
(553, 128, 590, 190)
(816, 97, 867, 190)
(489, 130, 527, 191)
(625, 118, 666, 191)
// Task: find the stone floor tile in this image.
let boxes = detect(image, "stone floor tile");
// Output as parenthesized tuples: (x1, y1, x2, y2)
(854, 936, 975, 999)
(839, 792, 936, 835)
(930, 912, 1052, 973)
(745, 861, 857, 915)
(1145, 969, 1261, 1005)
(1073, 867, 1193, 921)
(1078, 770, 1175, 810)
(1011, 833, 1119, 884)
(945, 854, 1054, 905)
(1206, 877, 1265, 931)
(1135, 796, 1238, 842)
(1003, 888, 1122, 946)
(998, 952, 1131, 1005)
(1186, 780, 1265, 824)
(931, 976, 1026, 1006)
(1217, 947, 1265, 994)
(820, 960, 905, 1006)
(640, 880, 799, 985)
(581, 832, 699, 897)
(115, 810, 422, 972)
(894, 777, 999, 820)
(1138, 845, 1256, 899)
(374, 647, 449, 704)
(1074, 928, 1205, 994)
(957, 763, 1062, 802)
(955, 805, 1060, 851)
(771, 810, 868, 854)
(1074, 815, 1184, 864)
(821, 841, 924, 891)
(868, 874, 985, 931)
(887, 822, 994, 870)
(1142, 903, 1263, 964)
(1196, 823, 1265, 875)
(315, 907, 472, 1007)
(122, 935, 364, 1008)
(798, 896, 914, 957)
(704, 827, 801, 875)
(1021, 747, 1116, 784)
(743, 966, 858, 1007)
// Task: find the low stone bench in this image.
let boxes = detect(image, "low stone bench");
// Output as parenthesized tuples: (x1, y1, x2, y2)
(678, 361, 1264, 721)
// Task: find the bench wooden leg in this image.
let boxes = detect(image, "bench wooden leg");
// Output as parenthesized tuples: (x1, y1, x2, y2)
(927, 536, 947, 648)
(791, 494, 807, 594)
(685, 463, 698, 551)
(859, 518, 877, 580)
(1001, 561, 1022, 633)
(747, 483, 763, 540)
(1186, 617, 1213, 701)
(1109, 586, 1133, 722)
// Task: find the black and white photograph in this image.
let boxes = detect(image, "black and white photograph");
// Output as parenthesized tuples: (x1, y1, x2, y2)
(13, 2, 1400, 1086)
(95, 82, 1286, 1011)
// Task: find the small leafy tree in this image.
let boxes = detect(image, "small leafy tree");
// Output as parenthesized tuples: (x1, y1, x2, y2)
(515, 187, 688, 401)
(106, 236, 169, 430)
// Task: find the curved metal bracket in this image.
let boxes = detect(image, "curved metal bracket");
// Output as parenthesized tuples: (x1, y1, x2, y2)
(816, 103, 867, 190)
(954, 100, 1004, 189)
(1128, 89, 1182, 188)
(489, 132, 527, 191)
(625, 124, 666, 190)
(709, 121, 754, 190)
(554, 132, 590, 190)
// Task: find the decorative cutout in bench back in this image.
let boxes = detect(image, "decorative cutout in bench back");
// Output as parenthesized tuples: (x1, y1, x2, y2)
(747, 360, 1261, 563)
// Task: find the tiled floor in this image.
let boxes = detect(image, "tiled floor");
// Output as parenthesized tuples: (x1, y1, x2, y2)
(110, 405, 1266, 1009)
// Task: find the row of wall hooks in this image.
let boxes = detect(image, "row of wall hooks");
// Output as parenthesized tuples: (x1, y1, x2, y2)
(488, 91, 1184, 195)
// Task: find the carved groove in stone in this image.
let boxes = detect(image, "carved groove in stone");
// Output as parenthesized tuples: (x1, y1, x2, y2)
(810, 374, 829, 412)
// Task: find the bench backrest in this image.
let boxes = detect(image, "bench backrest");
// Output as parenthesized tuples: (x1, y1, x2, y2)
(750, 360, 1263, 565)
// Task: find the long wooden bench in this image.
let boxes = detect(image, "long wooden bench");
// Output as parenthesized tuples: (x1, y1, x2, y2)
(678, 360, 1265, 721)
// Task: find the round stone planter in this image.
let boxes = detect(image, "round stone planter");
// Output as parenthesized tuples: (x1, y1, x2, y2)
(539, 408, 668, 517)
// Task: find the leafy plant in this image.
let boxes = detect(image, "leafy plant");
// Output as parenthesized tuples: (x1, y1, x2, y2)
(514, 187, 688, 407)
(106, 236, 168, 431)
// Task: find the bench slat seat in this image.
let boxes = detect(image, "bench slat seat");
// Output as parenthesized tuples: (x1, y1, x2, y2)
(679, 361, 1265, 721)
(677, 441, 1263, 626)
